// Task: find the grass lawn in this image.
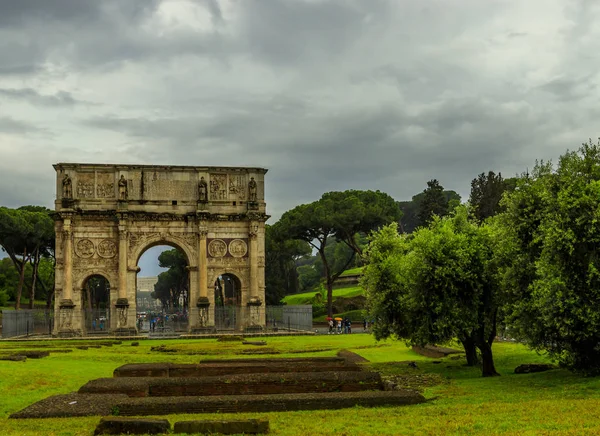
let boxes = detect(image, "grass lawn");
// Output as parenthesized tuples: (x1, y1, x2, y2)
(340, 267, 363, 277)
(1, 335, 599, 435)
(282, 286, 365, 306)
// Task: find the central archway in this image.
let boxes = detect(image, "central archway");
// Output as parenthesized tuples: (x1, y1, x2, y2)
(136, 242, 190, 334)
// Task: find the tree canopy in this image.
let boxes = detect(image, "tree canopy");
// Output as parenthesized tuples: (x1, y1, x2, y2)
(265, 223, 311, 304)
(0, 206, 54, 309)
(498, 140, 600, 374)
(363, 206, 501, 377)
(278, 190, 401, 316)
(152, 248, 189, 310)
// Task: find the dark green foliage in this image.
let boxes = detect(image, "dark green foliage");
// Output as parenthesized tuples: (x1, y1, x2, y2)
(499, 140, 600, 374)
(469, 171, 516, 221)
(265, 224, 311, 305)
(399, 187, 460, 233)
(82, 275, 110, 310)
(416, 180, 450, 227)
(0, 206, 54, 309)
(278, 190, 401, 316)
(152, 249, 188, 310)
(363, 207, 501, 377)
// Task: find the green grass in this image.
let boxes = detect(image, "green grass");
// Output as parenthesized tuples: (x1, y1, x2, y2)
(1, 336, 600, 435)
(282, 286, 365, 306)
(339, 267, 363, 277)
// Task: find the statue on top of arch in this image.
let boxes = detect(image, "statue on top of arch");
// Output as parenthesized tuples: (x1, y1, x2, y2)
(248, 177, 257, 202)
(198, 176, 208, 202)
(118, 175, 128, 201)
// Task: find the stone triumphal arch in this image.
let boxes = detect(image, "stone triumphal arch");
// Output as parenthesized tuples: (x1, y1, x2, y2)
(53, 163, 268, 336)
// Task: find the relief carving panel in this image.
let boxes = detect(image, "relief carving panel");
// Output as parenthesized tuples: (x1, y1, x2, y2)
(229, 239, 248, 258)
(208, 239, 227, 257)
(228, 175, 246, 200)
(97, 239, 117, 258)
(210, 174, 228, 200)
(75, 238, 95, 258)
(96, 172, 115, 198)
(77, 185, 94, 198)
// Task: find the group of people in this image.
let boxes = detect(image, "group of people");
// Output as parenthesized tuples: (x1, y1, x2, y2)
(328, 317, 352, 334)
(327, 318, 374, 334)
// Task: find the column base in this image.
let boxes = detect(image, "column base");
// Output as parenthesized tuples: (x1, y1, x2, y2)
(243, 325, 265, 333)
(196, 297, 210, 328)
(57, 299, 80, 336)
(115, 298, 130, 330)
(56, 329, 83, 338)
(189, 326, 217, 334)
(113, 327, 138, 337)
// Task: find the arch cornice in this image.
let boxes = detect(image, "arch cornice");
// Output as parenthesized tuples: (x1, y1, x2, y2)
(129, 231, 198, 266)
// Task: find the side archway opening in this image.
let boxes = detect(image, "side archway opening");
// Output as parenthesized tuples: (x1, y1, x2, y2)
(81, 274, 111, 334)
(214, 273, 242, 330)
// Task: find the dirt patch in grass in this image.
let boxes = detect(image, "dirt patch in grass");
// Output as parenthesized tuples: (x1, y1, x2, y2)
(370, 362, 445, 393)
(337, 349, 369, 364)
(10, 393, 129, 419)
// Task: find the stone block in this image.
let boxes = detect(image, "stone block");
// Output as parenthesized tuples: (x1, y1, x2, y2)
(174, 419, 269, 435)
(0, 355, 27, 362)
(93, 417, 170, 435)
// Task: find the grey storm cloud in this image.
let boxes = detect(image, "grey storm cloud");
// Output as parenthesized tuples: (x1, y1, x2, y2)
(0, 116, 47, 135)
(0, 88, 89, 107)
(0, 0, 599, 223)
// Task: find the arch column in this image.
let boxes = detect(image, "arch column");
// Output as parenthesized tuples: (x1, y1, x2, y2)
(57, 216, 81, 336)
(191, 222, 215, 333)
(114, 216, 135, 335)
(246, 221, 264, 331)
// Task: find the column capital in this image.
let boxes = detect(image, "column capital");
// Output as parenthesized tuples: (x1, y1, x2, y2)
(249, 222, 259, 239)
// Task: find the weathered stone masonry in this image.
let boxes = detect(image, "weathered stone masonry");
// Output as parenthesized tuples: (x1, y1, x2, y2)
(53, 163, 268, 336)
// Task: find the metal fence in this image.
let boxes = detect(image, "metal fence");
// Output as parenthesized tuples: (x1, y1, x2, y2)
(266, 305, 313, 332)
(1, 310, 54, 338)
(1, 305, 313, 338)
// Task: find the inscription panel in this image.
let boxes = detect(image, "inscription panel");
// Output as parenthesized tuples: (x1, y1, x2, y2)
(144, 171, 195, 201)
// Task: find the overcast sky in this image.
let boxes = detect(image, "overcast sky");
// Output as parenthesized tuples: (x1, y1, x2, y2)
(1, 0, 599, 274)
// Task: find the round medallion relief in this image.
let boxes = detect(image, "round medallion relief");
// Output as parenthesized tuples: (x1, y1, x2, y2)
(228, 239, 248, 258)
(97, 239, 117, 258)
(208, 239, 227, 258)
(75, 238, 95, 258)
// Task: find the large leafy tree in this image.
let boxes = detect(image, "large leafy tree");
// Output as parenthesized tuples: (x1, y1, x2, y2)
(399, 189, 461, 233)
(499, 140, 600, 374)
(265, 223, 311, 304)
(469, 171, 517, 222)
(363, 206, 502, 377)
(278, 190, 401, 316)
(416, 179, 450, 227)
(152, 249, 189, 310)
(0, 206, 54, 309)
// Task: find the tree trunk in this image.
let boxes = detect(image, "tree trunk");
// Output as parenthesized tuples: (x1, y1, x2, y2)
(487, 309, 498, 347)
(46, 288, 54, 309)
(29, 247, 40, 309)
(15, 247, 27, 310)
(476, 330, 500, 377)
(460, 335, 479, 366)
(85, 283, 93, 313)
(317, 247, 334, 317)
